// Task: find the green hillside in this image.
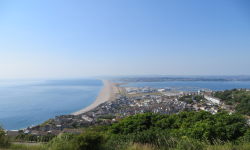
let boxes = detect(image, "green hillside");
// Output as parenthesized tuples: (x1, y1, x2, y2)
(214, 89, 250, 115)
(2, 110, 250, 150)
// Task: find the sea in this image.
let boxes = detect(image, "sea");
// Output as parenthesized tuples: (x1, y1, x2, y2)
(0, 79, 103, 130)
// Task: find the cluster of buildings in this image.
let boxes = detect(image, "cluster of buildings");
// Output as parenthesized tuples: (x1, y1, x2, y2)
(6, 117, 84, 138)
(6, 88, 250, 139)
(125, 87, 167, 93)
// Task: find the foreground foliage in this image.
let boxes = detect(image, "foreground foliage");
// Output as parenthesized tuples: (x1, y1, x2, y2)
(0, 124, 11, 148)
(14, 134, 56, 142)
(110, 111, 247, 142)
(2, 111, 250, 150)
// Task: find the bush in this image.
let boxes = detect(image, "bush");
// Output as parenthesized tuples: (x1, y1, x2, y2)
(38, 135, 56, 142)
(98, 115, 115, 119)
(0, 124, 11, 148)
(244, 129, 250, 142)
(44, 133, 77, 150)
(14, 133, 37, 142)
(110, 111, 248, 143)
(185, 99, 193, 104)
(72, 131, 105, 150)
(88, 124, 111, 132)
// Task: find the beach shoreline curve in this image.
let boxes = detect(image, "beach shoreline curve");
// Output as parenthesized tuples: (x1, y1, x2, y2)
(72, 79, 118, 115)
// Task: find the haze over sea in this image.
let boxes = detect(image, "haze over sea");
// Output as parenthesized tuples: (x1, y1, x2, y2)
(0, 79, 103, 130)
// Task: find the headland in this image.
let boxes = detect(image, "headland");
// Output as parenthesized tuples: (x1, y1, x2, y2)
(72, 79, 119, 115)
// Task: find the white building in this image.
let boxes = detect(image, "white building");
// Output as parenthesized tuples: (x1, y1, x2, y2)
(204, 94, 221, 105)
(82, 115, 93, 122)
(158, 89, 165, 92)
(141, 88, 151, 93)
(126, 88, 133, 92)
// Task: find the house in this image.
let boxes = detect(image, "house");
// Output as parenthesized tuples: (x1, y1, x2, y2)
(112, 118, 121, 122)
(6, 130, 21, 138)
(37, 131, 48, 136)
(82, 115, 93, 122)
(42, 124, 53, 131)
(80, 121, 96, 125)
(55, 121, 63, 126)
(49, 130, 61, 136)
(158, 89, 165, 92)
(213, 109, 220, 114)
(221, 105, 231, 110)
(31, 125, 41, 131)
(100, 119, 112, 125)
(229, 110, 234, 115)
(141, 88, 151, 93)
(200, 106, 206, 110)
(30, 130, 39, 136)
(245, 116, 250, 125)
(24, 130, 30, 134)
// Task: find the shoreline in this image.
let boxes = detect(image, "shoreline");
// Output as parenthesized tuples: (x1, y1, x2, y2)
(71, 79, 118, 115)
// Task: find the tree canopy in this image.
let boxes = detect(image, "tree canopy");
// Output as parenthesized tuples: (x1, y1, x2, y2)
(109, 111, 247, 142)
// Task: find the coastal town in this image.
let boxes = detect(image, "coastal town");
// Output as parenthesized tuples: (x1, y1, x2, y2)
(5, 80, 250, 139)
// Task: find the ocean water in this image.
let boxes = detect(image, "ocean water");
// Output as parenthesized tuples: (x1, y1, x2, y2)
(121, 81, 250, 91)
(0, 79, 103, 130)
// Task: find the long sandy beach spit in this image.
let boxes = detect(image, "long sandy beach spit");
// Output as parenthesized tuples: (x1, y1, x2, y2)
(72, 79, 119, 115)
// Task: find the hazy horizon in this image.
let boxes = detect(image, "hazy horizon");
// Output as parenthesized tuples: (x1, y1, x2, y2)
(1, 0, 250, 79)
(1, 75, 250, 81)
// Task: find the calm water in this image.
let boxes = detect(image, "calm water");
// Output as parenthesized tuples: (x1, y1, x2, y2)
(121, 81, 250, 91)
(0, 79, 103, 130)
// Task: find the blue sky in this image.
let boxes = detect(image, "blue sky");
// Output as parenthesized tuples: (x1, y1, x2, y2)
(0, 0, 249, 78)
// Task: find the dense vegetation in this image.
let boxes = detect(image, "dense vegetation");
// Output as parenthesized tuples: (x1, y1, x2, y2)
(14, 133, 56, 142)
(178, 95, 193, 104)
(98, 115, 115, 119)
(194, 95, 203, 102)
(109, 111, 247, 142)
(214, 89, 250, 115)
(178, 95, 204, 103)
(2, 111, 250, 150)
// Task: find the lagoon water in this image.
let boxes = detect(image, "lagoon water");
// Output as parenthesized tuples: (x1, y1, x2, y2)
(0, 79, 103, 130)
(121, 81, 250, 91)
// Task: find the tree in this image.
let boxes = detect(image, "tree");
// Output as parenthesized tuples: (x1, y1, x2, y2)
(183, 107, 190, 112)
(72, 131, 104, 150)
(0, 124, 11, 148)
(194, 95, 203, 102)
(185, 99, 193, 104)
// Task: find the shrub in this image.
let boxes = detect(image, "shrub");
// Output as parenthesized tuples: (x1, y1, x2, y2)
(0, 124, 11, 148)
(72, 131, 104, 150)
(98, 115, 115, 119)
(38, 135, 56, 142)
(43, 133, 77, 150)
(244, 129, 250, 142)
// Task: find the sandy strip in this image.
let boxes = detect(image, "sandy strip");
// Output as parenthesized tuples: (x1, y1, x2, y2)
(72, 79, 118, 115)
